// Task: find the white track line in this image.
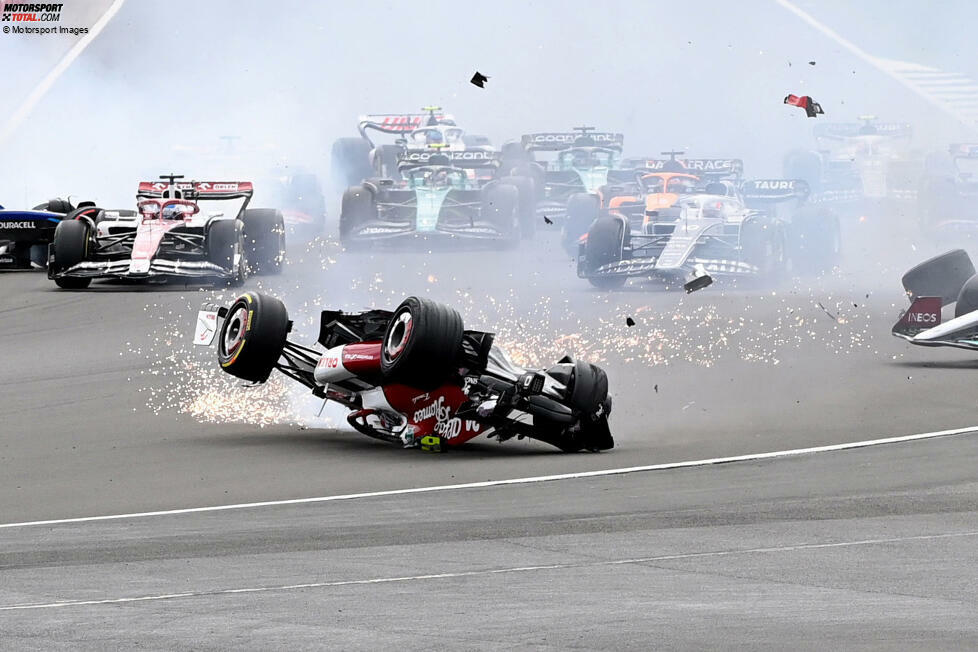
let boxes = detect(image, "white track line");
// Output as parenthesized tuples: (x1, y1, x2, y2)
(3, 530, 976, 611)
(0, 0, 128, 147)
(2, 424, 977, 530)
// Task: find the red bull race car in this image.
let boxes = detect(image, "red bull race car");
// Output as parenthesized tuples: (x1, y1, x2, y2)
(194, 292, 614, 453)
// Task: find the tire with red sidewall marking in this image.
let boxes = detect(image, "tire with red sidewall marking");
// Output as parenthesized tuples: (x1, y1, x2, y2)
(380, 296, 463, 389)
(217, 292, 289, 383)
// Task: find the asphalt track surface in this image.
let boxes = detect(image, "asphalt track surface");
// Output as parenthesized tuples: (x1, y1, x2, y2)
(3, 216, 978, 648)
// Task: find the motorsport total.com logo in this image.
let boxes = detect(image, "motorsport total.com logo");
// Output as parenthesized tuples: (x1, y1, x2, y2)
(2, 3, 63, 22)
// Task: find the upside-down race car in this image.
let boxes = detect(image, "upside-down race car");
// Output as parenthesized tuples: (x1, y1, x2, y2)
(195, 292, 614, 453)
(0, 198, 75, 269)
(47, 175, 286, 289)
(892, 249, 978, 350)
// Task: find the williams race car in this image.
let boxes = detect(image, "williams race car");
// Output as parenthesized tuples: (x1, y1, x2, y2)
(195, 292, 614, 453)
(339, 149, 536, 247)
(0, 198, 78, 269)
(577, 178, 841, 290)
(47, 175, 285, 289)
(892, 249, 978, 350)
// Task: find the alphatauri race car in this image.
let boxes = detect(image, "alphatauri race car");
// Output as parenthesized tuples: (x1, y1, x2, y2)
(0, 198, 75, 269)
(892, 249, 978, 350)
(331, 107, 494, 188)
(47, 175, 285, 289)
(339, 149, 536, 247)
(577, 178, 840, 290)
(195, 292, 614, 453)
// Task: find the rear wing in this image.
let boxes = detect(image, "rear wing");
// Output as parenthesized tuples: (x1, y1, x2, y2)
(137, 181, 254, 200)
(740, 179, 810, 203)
(358, 113, 454, 136)
(397, 149, 500, 169)
(520, 132, 623, 152)
(625, 158, 743, 179)
(814, 122, 913, 140)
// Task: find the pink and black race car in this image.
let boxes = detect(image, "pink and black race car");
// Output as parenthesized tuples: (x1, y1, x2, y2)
(47, 175, 285, 289)
(195, 293, 614, 453)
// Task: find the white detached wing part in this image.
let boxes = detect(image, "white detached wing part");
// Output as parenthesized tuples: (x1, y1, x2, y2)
(892, 296, 978, 351)
(194, 306, 223, 346)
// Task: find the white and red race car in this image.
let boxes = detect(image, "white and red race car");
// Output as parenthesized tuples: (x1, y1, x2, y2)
(47, 175, 285, 289)
(195, 292, 614, 453)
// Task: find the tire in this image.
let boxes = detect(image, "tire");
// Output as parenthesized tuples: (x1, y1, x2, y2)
(339, 186, 377, 244)
(740, 217, 786, 279)
(789, 205, 841, 274)
(583, 216, 627, 289)
(331, 137, 373, 189)
(33, 198, 73, 214)
(241, 208, 286, 275)
(564, 192, 600, 255)
(207, 219, 245, 285)
(374, 144, 403, 180)
(51, 219, 92, 289)
(500, 142, 530, 175)
(481, 182, 520, 246)
(511, 162, 545, 201)
(217, 292, 289, 383)
(380, 296, 464, 389)
(955, 274, 978, 317)
(567, 359, 609, 414)
(901, 249, 975, 305)
(500, 174, 536, 238)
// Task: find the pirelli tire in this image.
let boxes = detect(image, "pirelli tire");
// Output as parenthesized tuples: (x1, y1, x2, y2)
(33, 198, 74, 214)
(241, 208, 286, 275)
(339, 186, 377, 246)
(564, 192, 600, 255)
(583, 216, 627, 289)
(901, 249, 975, 306)
(51, 219, 91, 289)
(207, 219, 246, 286)
(501, 174, 536, 238)
(217, 292, 290, 383)
(482, 182, 520, 247)
(380, 296, 464, 390)
(740, 217, 787, 280)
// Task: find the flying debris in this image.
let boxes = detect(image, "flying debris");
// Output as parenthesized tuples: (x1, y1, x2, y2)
(808, 60, 816, 66)
(470, 71, 489, 88)
(543, 216, 554, 225)
(784, 94, 824, 118)
(626, 317, 636, 327)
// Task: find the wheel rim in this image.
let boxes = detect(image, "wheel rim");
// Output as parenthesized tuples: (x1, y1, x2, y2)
(223, 305, 248, 356)
(385, 311, 413, 360)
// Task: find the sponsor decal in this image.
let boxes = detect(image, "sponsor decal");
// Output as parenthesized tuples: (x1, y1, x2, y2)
(317, 355, 340, 369)
(751, 180, 795, 190)
(0, 221, 36, 228)
(906, 311, 938, 323)
(401, 150, 493, 162)
(0, 254, 14, 264)
(411, 395, 480, 440)
(343, 353, 375, 361)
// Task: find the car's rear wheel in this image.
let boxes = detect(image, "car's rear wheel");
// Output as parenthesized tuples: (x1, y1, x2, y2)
(51, 219, 91, 289)
(339, 186, 377, 246)
(241, 208, 286, 275)
(501, 174, 536, 238)
(380, 296, 464, 389)
(564, 192, 600, 255)
(207, 219, 245, 286)
(331, 137, 373, 190)
(217, 292, 290, 383)
(583, 216, 627, 289)
(482, 182, 520, 247)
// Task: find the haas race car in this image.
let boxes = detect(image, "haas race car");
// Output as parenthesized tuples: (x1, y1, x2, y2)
(195, 292, 614, 453)
(892, 249, 978, 350)
(47, 175, 285, 289)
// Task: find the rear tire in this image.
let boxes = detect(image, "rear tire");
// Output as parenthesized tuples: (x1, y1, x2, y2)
(34, 198, 74, 214)
(902, 249, 975, 305)
(501, 174, 536, 238)
(241, 208, 286, 275)
(956, 274, 978, 317)
(380, 296, 464, 389)
(482, 182, 520, 247)
(217, 292, 290, 383)
(339, 186, 377, 245)
(207, 219, 246, 285)
(51, 219, 91, 289)
(331, 137, 373, 190)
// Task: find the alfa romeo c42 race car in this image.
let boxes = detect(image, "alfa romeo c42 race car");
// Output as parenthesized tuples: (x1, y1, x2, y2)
(577, 177, 841, 290)
(892, 249, 978, 350)
(47, 175, 286, 289)
(339, 149, 536, 247)
(195, 292, 614, 453)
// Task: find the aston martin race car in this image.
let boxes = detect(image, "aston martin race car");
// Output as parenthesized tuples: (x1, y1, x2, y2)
(577, 178, 840, 290)
(500, 127, 631, 252)
(338, 149, 535, 247)
(330, 107, 494, 188)
(194, 292, 614, 453)
(0, 198, 74, 269)
(783, 116, 922, 206)
(892, 249, 978, 350)
(47, 175, 285, 289)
